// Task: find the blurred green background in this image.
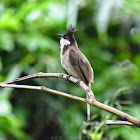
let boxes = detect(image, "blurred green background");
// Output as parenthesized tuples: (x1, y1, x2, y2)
(0, 0, 140, 139)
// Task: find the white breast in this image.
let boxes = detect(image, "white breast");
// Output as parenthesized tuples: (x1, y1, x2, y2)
(60, 38, 79, 78)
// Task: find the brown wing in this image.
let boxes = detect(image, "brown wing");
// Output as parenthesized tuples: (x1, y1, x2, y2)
(69, 49, 93, 85)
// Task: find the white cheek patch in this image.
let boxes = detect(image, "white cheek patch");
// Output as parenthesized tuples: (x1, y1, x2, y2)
(60, 38, 70, 48)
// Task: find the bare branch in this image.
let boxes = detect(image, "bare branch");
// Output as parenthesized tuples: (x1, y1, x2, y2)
(1, 72, 96, 101)
(106, 120, 134, 126)
(0, 83, 88, 103)
(0, 72, 140, 128)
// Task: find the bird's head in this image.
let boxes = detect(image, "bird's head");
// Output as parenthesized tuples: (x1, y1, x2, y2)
(57, 25, 78, 48)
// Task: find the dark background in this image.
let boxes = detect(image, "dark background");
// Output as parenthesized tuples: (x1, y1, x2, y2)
(0, 0, 140, 139)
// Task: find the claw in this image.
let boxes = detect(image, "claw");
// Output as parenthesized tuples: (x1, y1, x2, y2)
(76, 78, 82, 86)
(66, 74, 71, 80)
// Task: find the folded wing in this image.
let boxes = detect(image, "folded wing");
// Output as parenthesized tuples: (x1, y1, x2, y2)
(69, 49, 93, 85)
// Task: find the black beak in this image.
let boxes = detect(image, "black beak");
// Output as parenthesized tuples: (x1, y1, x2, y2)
(57, 34, 64, 38)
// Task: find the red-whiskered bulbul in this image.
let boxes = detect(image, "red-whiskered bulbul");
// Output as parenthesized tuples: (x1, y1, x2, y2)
(57, 25, 94, 121)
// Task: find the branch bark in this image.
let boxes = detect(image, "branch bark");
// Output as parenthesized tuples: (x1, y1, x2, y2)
(0, 72, 140, 128)
(106, 120, 134, 126)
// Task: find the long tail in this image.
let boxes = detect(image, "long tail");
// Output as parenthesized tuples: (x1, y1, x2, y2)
(87, 82, 91, 121)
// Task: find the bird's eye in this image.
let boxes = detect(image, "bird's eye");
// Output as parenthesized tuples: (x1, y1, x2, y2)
(66, 38, 70, 41)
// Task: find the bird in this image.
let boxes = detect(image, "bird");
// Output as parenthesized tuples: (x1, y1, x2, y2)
(57, 25, 94, 121)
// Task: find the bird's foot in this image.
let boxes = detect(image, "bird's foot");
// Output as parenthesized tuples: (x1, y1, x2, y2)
(76, 78, 82, 86)
(66, 74, 71, 80)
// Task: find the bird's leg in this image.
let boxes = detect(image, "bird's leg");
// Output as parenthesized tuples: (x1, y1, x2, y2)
(66, 74, 72, 80)
(76, 78, 82, 86)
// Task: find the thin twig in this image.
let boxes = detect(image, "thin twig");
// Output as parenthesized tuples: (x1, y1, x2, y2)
(106, 120, 134, 126)
(0, 72, 140, 128)
(0, 83, 88, 103)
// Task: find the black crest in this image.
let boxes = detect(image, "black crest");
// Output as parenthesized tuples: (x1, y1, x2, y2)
(67, 24, 78, 36)
(63, 24, 78, 44)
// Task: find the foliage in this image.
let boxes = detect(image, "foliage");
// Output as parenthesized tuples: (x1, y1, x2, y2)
(0, 0, 140, 139)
